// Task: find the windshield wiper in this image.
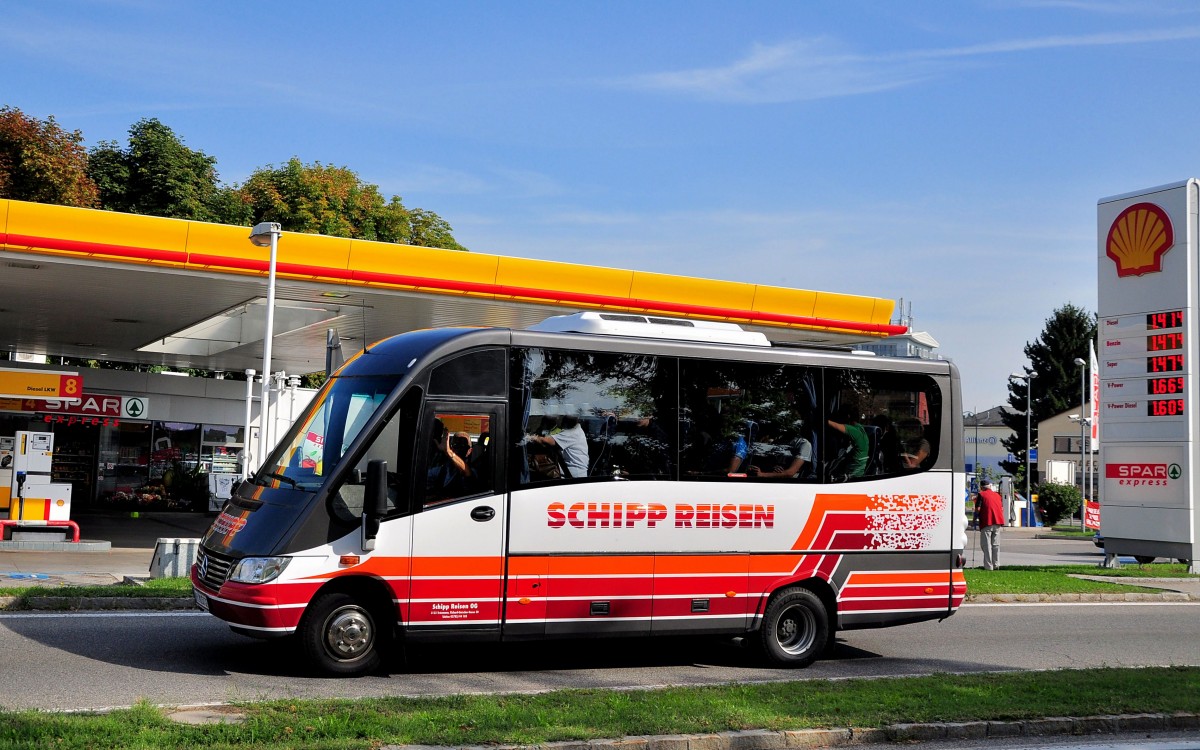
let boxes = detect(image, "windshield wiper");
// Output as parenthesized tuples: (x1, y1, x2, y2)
(260, 472, 298, 488)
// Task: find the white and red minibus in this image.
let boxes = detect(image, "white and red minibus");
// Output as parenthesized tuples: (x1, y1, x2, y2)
(192, 312, 967, 675)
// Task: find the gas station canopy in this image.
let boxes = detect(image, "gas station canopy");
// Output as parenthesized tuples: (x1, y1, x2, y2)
(0, 199, 905, 374)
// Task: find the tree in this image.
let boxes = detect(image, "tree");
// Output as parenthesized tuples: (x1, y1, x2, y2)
(1000, 303, 1097, 480)
(234, 158, 466, 250)
(88, 118, 232, 221)
(1034, 481, 1081, 526)
(0, 106, 99, 207)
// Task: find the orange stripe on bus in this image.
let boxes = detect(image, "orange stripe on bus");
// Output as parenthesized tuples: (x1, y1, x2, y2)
(845, 571, 951, 585)
(652, 555, 749, 575)
(410, 556, 505, 577)
(548, 556, 655, 575)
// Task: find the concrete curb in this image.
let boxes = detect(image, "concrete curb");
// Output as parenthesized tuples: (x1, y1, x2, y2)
(382, 713, 1200, 750)
(967, 591, 1199, 602)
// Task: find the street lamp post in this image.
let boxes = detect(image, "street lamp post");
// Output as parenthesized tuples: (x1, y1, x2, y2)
(1074, 357, 1087, 530)
(1009, 370, 1038, 526)
(242, 368, 256, 480)
(249, 222, 282, 473)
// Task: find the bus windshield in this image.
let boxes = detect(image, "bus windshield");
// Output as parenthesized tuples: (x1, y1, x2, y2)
(254, 374, 402, 491)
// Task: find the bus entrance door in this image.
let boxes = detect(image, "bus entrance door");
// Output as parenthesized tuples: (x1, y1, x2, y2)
(408, 402, 506, 635)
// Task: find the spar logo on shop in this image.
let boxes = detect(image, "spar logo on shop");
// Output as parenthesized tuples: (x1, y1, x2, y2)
(1105, 462, 1182, 487)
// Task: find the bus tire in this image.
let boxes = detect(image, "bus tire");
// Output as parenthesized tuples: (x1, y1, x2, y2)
(300, 590, 388, 676)
(1134, 555, 1156, 565)
(759, 588, 829, 668)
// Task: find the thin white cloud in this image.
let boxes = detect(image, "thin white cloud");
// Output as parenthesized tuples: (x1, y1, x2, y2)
(376, 165, 565, 201)
(613, 26, 1200, 103)
(1001, 0, 1195, 14)
(614, 38, 930, 104)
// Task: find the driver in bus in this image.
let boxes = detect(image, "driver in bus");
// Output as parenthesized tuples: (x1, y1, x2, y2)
(426, 418, 472, 502)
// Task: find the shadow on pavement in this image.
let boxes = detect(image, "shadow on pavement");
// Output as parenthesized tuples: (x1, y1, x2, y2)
(73, 511, 215, 548)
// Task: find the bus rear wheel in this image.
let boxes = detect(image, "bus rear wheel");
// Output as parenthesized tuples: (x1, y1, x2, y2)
(759, 588, 829, 668)
(300, 591, 389, 676)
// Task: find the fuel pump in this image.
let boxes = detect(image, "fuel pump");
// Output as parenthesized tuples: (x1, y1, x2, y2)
(0, 435, 13, 515)
(7, 431, 71, 524)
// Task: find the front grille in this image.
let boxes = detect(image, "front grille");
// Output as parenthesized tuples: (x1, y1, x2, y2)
(196, 548, 234, 591)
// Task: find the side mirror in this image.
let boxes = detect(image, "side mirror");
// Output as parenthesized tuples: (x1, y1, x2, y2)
(361, 459, 388, 551)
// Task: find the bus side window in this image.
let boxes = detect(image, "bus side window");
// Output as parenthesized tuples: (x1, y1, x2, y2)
(824, 370, 941, 482)
(513, 348, 675, 484)
(332, 389, 420, 523)
(678, 359, 815, 481)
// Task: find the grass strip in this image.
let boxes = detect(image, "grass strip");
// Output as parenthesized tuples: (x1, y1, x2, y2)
(0, 576, 192, 603)
(964, 564, 1197, 595)
(0, 666, 1196, 749)
(1043, 526, 1096, 539)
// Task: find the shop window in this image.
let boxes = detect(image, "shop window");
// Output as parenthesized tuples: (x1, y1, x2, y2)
(145, 421, 206, 510)
(97, 422, 152, 508)
(202, 424, 244, 475)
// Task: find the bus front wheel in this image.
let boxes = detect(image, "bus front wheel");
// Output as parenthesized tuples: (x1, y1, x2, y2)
(759, 588, 829, 668)
(300, 591, 388, 676)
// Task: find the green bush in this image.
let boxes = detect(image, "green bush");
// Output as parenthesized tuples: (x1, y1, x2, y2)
(1035, 482, 1081, 526)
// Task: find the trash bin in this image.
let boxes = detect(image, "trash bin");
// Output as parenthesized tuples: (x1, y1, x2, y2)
(149, 537, 200, 578)
(1021, 504, 1043, 527)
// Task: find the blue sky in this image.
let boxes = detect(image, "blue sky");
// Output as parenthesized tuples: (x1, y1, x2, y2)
(6, 0, 1200, 412)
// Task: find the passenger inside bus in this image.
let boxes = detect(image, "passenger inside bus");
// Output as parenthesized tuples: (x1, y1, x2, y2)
(871, 414, 902, 474)
(426, 418, 472, 503)
(702, 418, 755, 476)
(749, 420, 813, 479)
(899, 418, 931, 469)
(526, 411, 590, 480)
(827, 409, 870, 479)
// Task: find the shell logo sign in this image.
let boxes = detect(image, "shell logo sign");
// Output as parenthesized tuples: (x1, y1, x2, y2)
(1106, 202, 1175, 277)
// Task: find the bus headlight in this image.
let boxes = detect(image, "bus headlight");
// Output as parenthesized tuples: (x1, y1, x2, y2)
(229, 557, 291, 584)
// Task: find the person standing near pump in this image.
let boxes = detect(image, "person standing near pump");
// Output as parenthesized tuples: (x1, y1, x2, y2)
(973, 478, 1006, 570)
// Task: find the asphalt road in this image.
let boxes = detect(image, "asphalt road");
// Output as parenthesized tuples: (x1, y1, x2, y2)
(2, 600, 1198, 712)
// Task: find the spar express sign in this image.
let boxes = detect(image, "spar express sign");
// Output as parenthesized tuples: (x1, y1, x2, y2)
(1105, 462, 1182, 487)
(30, 392, 150, 425)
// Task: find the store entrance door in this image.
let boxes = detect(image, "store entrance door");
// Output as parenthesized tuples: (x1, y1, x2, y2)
(47, 422, 99, 508)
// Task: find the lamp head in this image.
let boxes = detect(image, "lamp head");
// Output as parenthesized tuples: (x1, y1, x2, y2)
(249, 222, 282, 247)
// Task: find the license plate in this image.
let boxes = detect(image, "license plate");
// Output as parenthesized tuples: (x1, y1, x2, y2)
(193, 589, 209, 611)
